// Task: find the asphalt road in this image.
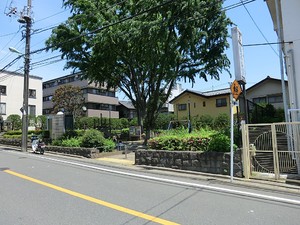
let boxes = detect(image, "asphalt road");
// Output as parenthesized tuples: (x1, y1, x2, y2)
(1, 149, 300, 225)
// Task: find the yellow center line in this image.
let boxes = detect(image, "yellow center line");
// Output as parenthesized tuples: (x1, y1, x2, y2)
(4, 169, 180, 225)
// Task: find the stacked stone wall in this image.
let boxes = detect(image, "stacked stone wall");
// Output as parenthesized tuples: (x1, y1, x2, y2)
(135, 150, 242, 176)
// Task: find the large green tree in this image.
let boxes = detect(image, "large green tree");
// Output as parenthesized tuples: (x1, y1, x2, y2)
(52, 85, 85, 119)
(46, 0, 231, 139)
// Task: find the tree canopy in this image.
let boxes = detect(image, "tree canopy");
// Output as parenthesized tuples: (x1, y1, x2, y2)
(52, 85, 85, 119)
(46, 0, 231, 137)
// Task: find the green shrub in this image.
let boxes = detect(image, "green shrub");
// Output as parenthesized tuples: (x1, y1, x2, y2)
(213, 113, 230, 129)
(5, 130, 22, 136)
(63, 130, 79, 139)
(148, 129, 214, 151)
(207, 133, 231, 152)
(3, 134, 21, 139)
(81, 129, 106, 148)
(51, 139, 62, 146)
(193, 114, 214, 129)
(101, 139, 116, 152)
(61, 138, 82, 147)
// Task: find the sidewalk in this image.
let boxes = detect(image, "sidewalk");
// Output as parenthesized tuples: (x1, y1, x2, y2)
(94, 150, 300, 194)
(96, 152, 135, 166)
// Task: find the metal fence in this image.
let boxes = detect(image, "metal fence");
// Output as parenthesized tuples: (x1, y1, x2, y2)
(242, 122, 300, 180)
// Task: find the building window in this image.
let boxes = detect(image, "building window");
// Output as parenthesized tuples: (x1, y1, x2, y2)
(253, 97, 267, 104)
(0, 85, 6, 95)
(216, 98, 227, 107)
(43, 108, 53, 114)
(29, 105, 36, 116)
(29, 89, 36, 98)
(68, 76, 75, 82)
(0, 103, 6, 114)
(268, 95, 283, 104)
(82, 88, 116, 97)
(178, 104, 187, 111)
(203, 101, 206, 107)
(43, 95, 53, 102)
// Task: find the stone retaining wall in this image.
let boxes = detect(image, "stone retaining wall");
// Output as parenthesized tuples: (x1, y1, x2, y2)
(135, 150, 242, 176)
(45, 146, 101, 158)
(0, 138, 102, 158)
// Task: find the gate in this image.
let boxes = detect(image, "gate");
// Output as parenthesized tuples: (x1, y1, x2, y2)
(242, 122, 300, 180)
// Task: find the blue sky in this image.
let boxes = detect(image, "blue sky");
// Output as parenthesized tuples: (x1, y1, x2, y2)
(0, 0, 281, 98)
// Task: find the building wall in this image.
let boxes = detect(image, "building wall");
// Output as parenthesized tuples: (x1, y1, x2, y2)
(267, 0, 300, 120)
(166, 83, 184, 112)
(281, 0, 300, 113)
(0, 71, 42, 120)
(173, 92, 231, 120)
(246, 78, 289, 109)
(43, 73, 119, 118)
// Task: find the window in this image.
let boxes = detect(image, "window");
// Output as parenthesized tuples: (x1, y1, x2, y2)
(178, 104, 187, 111)
(0, 103, 6, 115)
(203, 101, 206, 107)
(43, 108, 53, 114)
(216, 98, 227, 107)
(29, 89, 36, 98)
(0, 85, 6, 95)
(253, 97, 266, 104)
(83, 88, 116, 97)
(68, 76, 75, 82)
(268, 95, 283, 103)
(43, 95, 53, 102)
(29, 105, 36, 116)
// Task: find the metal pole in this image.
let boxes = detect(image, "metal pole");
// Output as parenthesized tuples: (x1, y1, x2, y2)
(188, 101, 191, 133)
(230, 94, 234, 182)
(275, 0, 289, 123)
(21, 0, 32, 152)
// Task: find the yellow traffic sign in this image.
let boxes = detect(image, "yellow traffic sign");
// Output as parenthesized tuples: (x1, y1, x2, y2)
(230, 80, 242, 100)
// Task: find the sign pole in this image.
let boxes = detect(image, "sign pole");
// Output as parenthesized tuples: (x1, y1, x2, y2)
(230, 93, 234, 183)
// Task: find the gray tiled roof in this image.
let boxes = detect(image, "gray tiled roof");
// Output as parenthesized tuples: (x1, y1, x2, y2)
(119, 101, 135, 109)
(186, 88, 231, 97)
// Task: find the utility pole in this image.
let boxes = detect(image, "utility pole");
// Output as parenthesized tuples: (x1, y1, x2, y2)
(18, 1, 32, 152)
(5, 1, 32, 151)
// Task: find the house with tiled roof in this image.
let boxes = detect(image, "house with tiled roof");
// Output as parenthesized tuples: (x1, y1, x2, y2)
(246, 76, 289, 109)
(169, 88, 234, 120)
(117, 101, 137, 120)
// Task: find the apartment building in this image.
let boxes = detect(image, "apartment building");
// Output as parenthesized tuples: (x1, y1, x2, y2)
(0, 70, 43, 121)
(267, 0, 300, 121)
(43, 73, 119, 119)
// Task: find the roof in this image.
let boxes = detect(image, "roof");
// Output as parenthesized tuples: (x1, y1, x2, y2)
(43, 72, 82, 84)
(1, 70, 43, 80)
(246, 76, 287, 92)
(118, 101, 135, 109)
(169, 88, 231, 103)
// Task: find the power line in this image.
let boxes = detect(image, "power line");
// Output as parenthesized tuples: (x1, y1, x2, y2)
(1, 0, 257, 72)
(239, 0, 278, 56)
(243, 41, 293, 47)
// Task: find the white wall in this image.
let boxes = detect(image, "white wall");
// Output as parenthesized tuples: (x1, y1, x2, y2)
(0, 71, 42, 120)
(281, 0, 300, 114)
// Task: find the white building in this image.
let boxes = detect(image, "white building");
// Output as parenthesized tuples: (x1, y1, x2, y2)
(164, 83, 184, 113)
(0, 70, 43, 121)
(266, 0, 300, 121)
